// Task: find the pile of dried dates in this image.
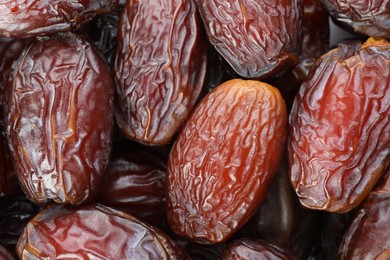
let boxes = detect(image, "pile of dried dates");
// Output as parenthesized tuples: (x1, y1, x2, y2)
(0, 0, 389, 259)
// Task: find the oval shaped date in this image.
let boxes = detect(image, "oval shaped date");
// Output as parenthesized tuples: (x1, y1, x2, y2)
(16, 204, 188, 259)
(0, 0, 118, 38)
(115, 0, 207, 145)
(167, 79, 287, 243)
(195, 0, 302, 79)
(5, 32, 115, 205)
(319, 0, 390, 39)
(289, 37, 390, 212)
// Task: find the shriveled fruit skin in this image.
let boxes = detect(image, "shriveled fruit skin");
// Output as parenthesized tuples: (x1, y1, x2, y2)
(319, 0, 390, 39)
(16, 204, 189, 259)
(195, 0, 302, 79)
(167, 79, 287, 243)
(5, 32, 115, 205)
(98, 141, 168, 227)
(115, 0, 207, 145)
(289, 38, 390, 213)
(0, 0, 118, 38)
(220, 239, 296, 260)
(339, 173, 390, 260)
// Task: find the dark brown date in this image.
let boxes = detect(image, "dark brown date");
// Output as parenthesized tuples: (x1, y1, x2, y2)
(241, 149, 323, 260)
(195, 0, 303, 79)
(5, 32, 115, 205)
(0, 196, 40, 255)
(115, 0, 207, 145)
(339, 172, 390, 259)
(0, 0, 119, 38)
(289, 37, 390, 212)
(16, 204, 188, 259)
(220, 239, 296, 260)
(167, 79, 287, 243)
(301, 0, 330, 59)
(82, 7, 122, 67)
(98, 140, 168, 227)
(319, 0, 390, 39)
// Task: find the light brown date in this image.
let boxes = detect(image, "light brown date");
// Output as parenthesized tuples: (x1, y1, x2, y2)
(167, 79, 287, 243)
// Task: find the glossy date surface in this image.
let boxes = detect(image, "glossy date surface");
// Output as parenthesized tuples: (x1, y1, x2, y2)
(0, 196, 40, 253)
(195, 0, 302, 79)
(339, 173, 390, 259)
(167, 79, 287, 243)
(115, 0, 207, 145)
(0, 0, 119, 38)
(98, 141, 168, 227)
(220, 239, 296, 260)
(319, 0, 390, 38)
(16, 204, 188, 259)
(289, 37, 390, 212)
(5, 32, 115, 205)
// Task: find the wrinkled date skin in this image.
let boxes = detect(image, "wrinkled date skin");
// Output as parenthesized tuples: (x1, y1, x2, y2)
(82, 7, 122, 67)
(339, 173, 390, 259)
(319, 0, 390, 39)
(195, 0, 302, 79)
(289, 37, 390, 212)
(5, 32, 115, 205)
(167, 79, 287, 243)
(0, 196, 40, 253)
(98, 141, 168, 227)
(16, 204, 189, 259)
(115, 0, 207, 145)
(0, 0, 119, 38)
(220, 239, 296, 260)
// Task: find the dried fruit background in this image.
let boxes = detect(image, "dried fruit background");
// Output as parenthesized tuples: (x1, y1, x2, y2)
(0, 0, 388, 259)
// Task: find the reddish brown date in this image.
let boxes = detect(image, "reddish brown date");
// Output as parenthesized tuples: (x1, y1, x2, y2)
(167, 79, 287, 243)
(319, 0, 390, 39)
(115, 0, 207, 145)
(289, 37, 390, 212)
(98, 141, 168, 227)
(0, 0, 118, 38)
(5, 32, 114, 205)
(195, 0, 302, 79)
(220, 239, 296, 260)
(339, 173, 390, 259)
(16, 204, 188, 259)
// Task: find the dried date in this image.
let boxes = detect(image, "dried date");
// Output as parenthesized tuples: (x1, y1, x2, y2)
(0, 196, 40, 254)
(5, 32, 115, 205)
(115, 0, 207, 145)
(167, 79, 287, 243)
(339, 172, 390, 259)
(289, 37, 390, 212)
(0, 0, 118, 38)
(195, 0, 303, 79)
(220, 239, 296, 260)
(319, 0, 390, 39)
(98, 140, 168, 228)
(16, 204, 188, 259)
